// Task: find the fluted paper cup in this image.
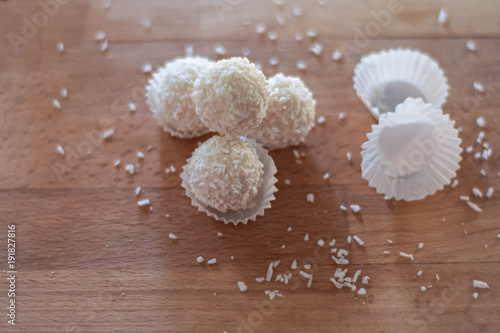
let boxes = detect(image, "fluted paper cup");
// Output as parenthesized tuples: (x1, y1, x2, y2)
(353, 48, 449, 119)
(361, 98, 462, 201)
(180, 138, 278, 225)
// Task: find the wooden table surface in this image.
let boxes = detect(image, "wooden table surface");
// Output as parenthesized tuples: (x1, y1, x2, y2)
(1, 0, 499, 332)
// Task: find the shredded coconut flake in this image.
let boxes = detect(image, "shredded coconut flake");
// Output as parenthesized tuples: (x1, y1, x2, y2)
(127, 101, 137, 111)
(309, 42, 323, 56)
(95, 30, 106, 41)
(399, 252, 414, 260)
(357, 288, 367, 295)
(214, 44, 226, 56)
(317, 115, 326, 125)
(207, 258, 217, 265)
(473, 280, 489, 289)
(437, 7, 449, 25)
(476, 116, 486, 128)
(141, 62, 153, 73)
(99, 39, 108, 52)
(269, 56, 279, 66)
(276, 13, 286, 25)
(255, 23, 266, 35)
(418, 242, 424, 249)
(135, 187, 141, 196)
(346, 152, 352, 161)
(332, 49, 343, 62)
(141, 17, 151, 29)
(352, 270, 362, 283)
(196, 256, 204, 263)
(125, 164, 135, 175)
(350, 204, 361, 213)
(473, 292, 478, 299)
(256, 277, 265, 282)
(268, 31, 278, 41)
(138, 199, 150, 207)
(185, 43, 194, 56)
(53, 99, 62, 110)
(317, 239, 325, 247)
(306, 193, 315, 203)
(467, 201, 482, 212)
(295, 32, 305, 41)
(237, 281, 248, 292)
(55, 144, 65, 156)
(293, 5, 303, 17)
(473, 81, 485, 94)
(466, 40, 478, 51)
(472, 187, 483, 197)
(296, 60, 307, 70)
(266, 263, 274, 281)
(291, 260, 297, 270)
(304, 234, 309, 241)
(353, 235, 364, 246)
(306, 28, 318, 38)
(102, 0, 111, 9)
(60, 88, 68, 98)
(102, 129, 114, 139)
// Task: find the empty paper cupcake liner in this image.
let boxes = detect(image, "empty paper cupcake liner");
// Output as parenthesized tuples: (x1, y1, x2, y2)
(353, 48, 449, 119)
(361, 97, 462, 201)
(180, 138, 278, 225)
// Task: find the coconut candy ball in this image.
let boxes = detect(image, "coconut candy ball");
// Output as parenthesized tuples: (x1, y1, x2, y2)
(146, 56, 213, 137)
(247, 73, 316, 150)
(192, 57, 269, 137)
(186, 136, 264, 212)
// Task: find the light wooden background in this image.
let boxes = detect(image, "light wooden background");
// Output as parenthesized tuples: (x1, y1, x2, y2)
(0, 0, 499, 332)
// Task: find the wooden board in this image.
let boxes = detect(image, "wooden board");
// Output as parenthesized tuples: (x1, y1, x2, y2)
(0, 0, 499, 332)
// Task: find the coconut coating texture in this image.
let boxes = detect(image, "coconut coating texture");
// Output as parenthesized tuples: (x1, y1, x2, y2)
(146, 56, 213, 137)
(247, 73, 316, 150)
(186, 136, 264, 212)
(192, 57, 269, 137)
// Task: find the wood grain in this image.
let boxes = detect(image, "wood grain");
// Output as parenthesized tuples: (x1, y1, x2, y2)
(0, 0, 499, 332)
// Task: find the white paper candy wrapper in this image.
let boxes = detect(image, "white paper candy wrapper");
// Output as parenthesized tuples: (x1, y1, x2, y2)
(181, 139, 278, 225)
(353, 48, 449, 119)
(361, 98, 462, 201)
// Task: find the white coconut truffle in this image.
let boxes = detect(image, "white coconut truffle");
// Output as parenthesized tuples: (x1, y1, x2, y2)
(146, 56, 213, 138)
(248, 73, 316, 150)
(192, 57, 269, 137)
(186, 136, 264, 212)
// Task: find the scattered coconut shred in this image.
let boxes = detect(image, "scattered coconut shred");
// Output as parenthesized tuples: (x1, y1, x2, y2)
(238, 281, 248, 292)
(473, 280, 489, 289)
